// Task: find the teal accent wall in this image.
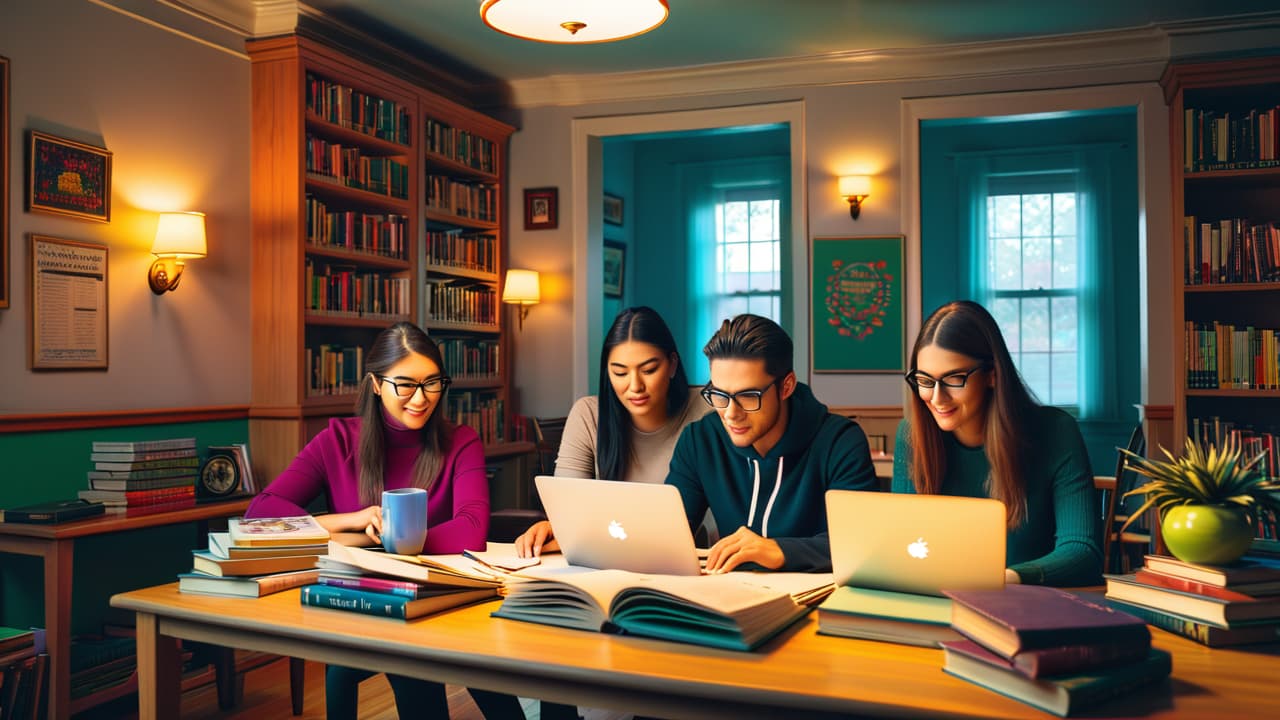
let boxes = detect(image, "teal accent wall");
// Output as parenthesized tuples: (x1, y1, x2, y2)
(918, 109, 1142, 472)
(1, 418, 249, 634)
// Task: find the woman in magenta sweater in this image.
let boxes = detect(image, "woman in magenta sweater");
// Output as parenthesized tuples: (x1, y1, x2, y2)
(246, 321, 518, 719)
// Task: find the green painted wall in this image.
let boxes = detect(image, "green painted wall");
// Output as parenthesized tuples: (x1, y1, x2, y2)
(1, 418, 249, 633)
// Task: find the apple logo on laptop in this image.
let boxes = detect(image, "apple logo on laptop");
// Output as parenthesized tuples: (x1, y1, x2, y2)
(907, 537, 929, 559)
(608, 520, 628, 540)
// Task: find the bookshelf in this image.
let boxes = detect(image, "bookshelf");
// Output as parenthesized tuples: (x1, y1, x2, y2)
(1161, 57, 1280, 548)
(247, 36, 523, 484)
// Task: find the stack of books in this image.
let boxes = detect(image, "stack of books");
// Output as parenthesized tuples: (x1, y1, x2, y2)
(1104, 553, 1280, 646)
(303, 542, 502, 620)
(178, 516, 329, 598)
(79, 437, 199, 513)
(816, 586, 962, 647)
(940, 585, 1170, 717)
(0, 627, 45, 719)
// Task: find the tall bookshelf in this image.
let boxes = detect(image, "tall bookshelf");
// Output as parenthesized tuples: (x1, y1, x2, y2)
(247, 36, 522, 484)
(1162, 57, 1280, 495)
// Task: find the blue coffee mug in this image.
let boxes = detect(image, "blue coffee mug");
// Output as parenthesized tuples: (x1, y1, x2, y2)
(381, 488, 428, 554)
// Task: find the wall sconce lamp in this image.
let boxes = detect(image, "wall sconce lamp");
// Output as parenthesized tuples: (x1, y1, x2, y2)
(502, 268, 541, 331)
(148, 211, 207, 295)
(839, 175, 872, 220)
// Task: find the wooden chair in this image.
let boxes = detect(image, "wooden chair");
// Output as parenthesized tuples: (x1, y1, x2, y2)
(1096, 423, 1152, 574)
(487, 415, 564, 543)
(213, 648, 305, 715)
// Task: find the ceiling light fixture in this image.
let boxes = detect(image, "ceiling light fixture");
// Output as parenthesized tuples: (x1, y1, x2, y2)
(480, 0, 669, 44)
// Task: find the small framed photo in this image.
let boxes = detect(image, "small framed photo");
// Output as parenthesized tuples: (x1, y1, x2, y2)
(27, 130, 112, 223)
(603, 240, 625, 298)
(603, 193, 624, 226)
(524, 187, 558, 230)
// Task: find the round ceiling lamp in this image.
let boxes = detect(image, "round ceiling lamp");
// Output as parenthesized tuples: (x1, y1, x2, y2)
(480, 0, 669, 44)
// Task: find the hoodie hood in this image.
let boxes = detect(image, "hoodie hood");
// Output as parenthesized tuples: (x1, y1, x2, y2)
(727, 381, 830, 463)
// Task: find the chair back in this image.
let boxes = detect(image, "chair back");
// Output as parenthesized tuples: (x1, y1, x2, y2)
(531, 415, 567, 477)
(1100, 422, 1147, 573)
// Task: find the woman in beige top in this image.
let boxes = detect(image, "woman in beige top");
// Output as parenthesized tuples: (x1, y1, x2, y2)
(516, 306, 709, 557)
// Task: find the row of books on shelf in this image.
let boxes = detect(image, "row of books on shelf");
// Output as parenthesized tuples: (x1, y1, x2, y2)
(1183, 321, 1280, 390)
(436, 337, 501, 380)
(307, 343, 364, 397)
(305, 195, 409, 260)
(305, 136, 410, 200)
(447, 392, 506, 445)
(424, 281, 497, 326)
(305, 72, 411, 146)
(425, 175, 498, 222)
(425, 118, 497, 174)
(1187, 417, 1278, 481)
(0, 627, 45, 718)
(1182, 105, 1280, 172)
(425, 229, 498, 274)
(305, 260, 412, 317)
(1182, 216, 1280, 285)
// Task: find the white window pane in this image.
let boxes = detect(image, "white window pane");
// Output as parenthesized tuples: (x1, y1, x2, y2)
(992, 234, 1022, 290)
(723, 202, 748, 244)
(749, 201, 775, 242)
(718, 296, 748, 321)
(991, 195, 1021, 237)
(1051, 352, 1078, 406)
(1023, 234, 1051, 290)
(1053, 234, 1077, 289)
(725, 243, 749, 273)
(1051, 296, 1077, 351)
(1054, 193, 1076, 236)
(1021, 298, 1049, 351)
(992, 298, 1020, 351)
(1020, 352, 1050, 403)
(1022, 194, 1052, 237)
(750, 241, 776, 273)
(724, 272, 751, 293)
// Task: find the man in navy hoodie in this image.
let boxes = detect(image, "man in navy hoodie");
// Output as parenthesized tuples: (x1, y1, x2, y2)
(667, 314, 878, 573)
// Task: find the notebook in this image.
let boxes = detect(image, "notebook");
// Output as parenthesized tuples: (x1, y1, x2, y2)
(826, 490, 1006, 596)
(535, 475, 702, 576)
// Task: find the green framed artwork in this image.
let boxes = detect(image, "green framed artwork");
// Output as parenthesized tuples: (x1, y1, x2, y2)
(811, 235, 905, 373)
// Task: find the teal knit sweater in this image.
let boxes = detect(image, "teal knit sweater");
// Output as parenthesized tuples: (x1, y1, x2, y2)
(892, 406, 1102, 586)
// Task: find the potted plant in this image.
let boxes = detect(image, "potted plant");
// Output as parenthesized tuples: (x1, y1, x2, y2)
(1120, 435, 1280, 565)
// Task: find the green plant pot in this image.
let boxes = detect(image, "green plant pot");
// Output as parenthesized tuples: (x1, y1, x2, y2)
(1161, 504, 1255, 565)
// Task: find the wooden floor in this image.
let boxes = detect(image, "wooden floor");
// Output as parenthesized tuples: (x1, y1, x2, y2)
(75, 657, 632, 719)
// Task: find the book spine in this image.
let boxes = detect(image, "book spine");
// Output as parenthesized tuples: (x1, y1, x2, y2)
(1064, 651, 1171, 711)
(1105, 598, 1234, 646)
(318, 575, 421, 597)
(1013, 639, 1151, 678)
(91, 437, 196, 453)
(300, 585, 407, 619)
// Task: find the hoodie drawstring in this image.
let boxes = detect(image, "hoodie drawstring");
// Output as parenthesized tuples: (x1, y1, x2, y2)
(746, 458, 761, 531)
(760, 457, 784, 538)
(746, 457, 785, 538)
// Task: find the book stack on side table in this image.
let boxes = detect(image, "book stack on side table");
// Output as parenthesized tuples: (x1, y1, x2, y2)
(941, 585, 1169, 717)
(79, 437, 199, 514)
(1104, 554, 1280, 646)
(302, 542, 502, 620)
(178, 516, 330, 598)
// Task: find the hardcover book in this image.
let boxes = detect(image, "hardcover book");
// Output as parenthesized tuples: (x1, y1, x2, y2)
(944, 585, 1150, 658)
(208, 532, 327, 560)
(1104, 596, 1280, 647)
(815, 585, 961, 648)
(93, 457, 200, 472)
(87, 473, 197, 492)
(1105, 573, 1280, 626)
(300, 583, 496, 620)
(191, 550, 320, 578)
(317, 573, 434, 598)
(179, 569, 320, 598)
(91, 437, 196, 453)
(941, 640, 1172, 717)
(1133, 567, 1280, 598)
(1143, 554, 1280, 587)
(324, 541, 502, 589)
(492, 568, 831, 652)
(228, 515, 330, 547)
(89, 448, 197, 463)
(2, 499, 105, 524)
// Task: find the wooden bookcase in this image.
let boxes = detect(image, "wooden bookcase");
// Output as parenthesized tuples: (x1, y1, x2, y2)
(1161, 57, 1280, 479)
(247, 36, 522, 484)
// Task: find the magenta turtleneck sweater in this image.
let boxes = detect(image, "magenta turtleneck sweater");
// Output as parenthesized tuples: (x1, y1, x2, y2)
(245, 411, 489, 553)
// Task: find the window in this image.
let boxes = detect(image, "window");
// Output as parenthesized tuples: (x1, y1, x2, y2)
(984, 176, 1079, 406)
(712, 187, 782, 322)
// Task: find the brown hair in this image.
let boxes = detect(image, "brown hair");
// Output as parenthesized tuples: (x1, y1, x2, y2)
(703, 313, 793, 378)
(906, 301, 1036, 528)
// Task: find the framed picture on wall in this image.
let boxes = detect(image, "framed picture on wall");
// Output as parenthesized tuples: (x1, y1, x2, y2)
(603, 240, 625, 298)
(810, 235, 905, 373)
(0, 55, 9, 309)
(603, 193, 624, 226)
(29, 235, 109, 370)
(27, 130, 113, 222)
(524, 187, 558, 230)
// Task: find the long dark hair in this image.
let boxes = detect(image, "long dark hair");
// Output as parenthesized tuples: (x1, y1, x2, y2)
(907, 301, 1037, 528)
(596, 307, 691, 481)
(354, 322, 452, 506)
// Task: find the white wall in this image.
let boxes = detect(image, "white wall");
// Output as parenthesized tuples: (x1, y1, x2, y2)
(506, 70, 1175, 417)
(0, 0, 252, 412)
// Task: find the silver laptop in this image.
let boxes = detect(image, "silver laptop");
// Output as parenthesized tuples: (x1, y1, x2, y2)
(535, 475, 702, 576)
(826, 490, 1005, 596)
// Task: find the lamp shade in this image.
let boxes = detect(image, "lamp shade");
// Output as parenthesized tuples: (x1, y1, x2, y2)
(152, 212, 207, 259)
(502, 269, 541, 305)
(838, 175, 872, 198)
(480, 0, 669, 44)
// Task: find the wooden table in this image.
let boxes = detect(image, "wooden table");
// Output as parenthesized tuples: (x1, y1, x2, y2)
(0, 498, 251, 719)
(113, 583, 1280, 719)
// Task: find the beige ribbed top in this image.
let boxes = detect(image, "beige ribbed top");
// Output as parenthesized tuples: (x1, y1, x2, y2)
(554, 391, 711, 483)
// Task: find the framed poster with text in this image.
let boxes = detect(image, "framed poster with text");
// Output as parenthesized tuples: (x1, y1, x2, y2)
(29, 235, 109, 370)
(811, 235, 904, 373)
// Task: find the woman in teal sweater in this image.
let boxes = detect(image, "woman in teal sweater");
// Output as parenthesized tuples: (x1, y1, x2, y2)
(892, 301, 1101, 586)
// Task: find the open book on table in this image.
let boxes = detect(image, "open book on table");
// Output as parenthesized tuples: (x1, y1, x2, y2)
(323, 541, 503, 589)
(492, 567, 834, 651)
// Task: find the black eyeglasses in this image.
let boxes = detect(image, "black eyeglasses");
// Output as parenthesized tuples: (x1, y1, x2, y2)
(903, 364, 988, 391)
(377, 375, 451, 398)
(700, 378, 779, 413)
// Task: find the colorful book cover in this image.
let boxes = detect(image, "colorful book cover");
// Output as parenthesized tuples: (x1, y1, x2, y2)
(228, 515, 329, 547)
(1104, 596, 1280, 647)
(944, 585, 1149, 658)
(1143, 554, 1280, 587)
(1106, 573, 1280, 626)
(300, 583, 495, 620)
